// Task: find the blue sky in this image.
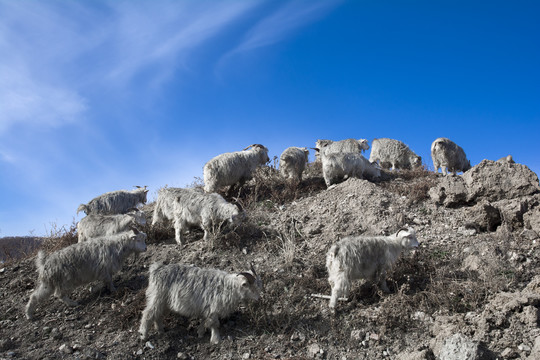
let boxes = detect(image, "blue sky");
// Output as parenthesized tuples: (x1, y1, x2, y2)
(1, 0, 539, 236)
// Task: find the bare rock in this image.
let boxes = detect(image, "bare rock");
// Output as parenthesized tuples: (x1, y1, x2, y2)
(518, 306, 539, 327)
(428, 176, 468, 207)
(59, 344, 73, 354)
(438, 333, 483, 360)
(496, 155, 515, 164)
(395, 349, 435, 360)
(495, 198, 530, 230)
(307, 343, 323, 358)
(524, 275, 540, 294)
(464, 202, 501, 232)
(524, 206, 540, 234)
(527, 336, 540, 360)
(429, 160, 539, 208)
(463, 160, 540, 203)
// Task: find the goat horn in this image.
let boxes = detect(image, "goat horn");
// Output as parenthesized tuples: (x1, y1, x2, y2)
(242, 144, 256, 151)
(238, 272, 256, 284)
(396, 227, 410, 237)
(250, 262, 259, 280)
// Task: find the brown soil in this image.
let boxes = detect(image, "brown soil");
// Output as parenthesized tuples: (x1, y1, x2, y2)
(1, 166, 539, 359)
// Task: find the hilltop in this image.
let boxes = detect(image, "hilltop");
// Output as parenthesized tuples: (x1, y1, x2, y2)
(1, 160, 540, 359)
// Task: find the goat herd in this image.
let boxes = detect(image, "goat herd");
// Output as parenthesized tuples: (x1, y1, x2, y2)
(25, 137, 471, 344)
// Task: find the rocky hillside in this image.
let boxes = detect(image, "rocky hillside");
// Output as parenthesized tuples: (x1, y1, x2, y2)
(1, 160, 540, 359)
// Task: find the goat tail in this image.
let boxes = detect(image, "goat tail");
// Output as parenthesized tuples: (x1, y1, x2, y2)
(77, 204, 89, 215)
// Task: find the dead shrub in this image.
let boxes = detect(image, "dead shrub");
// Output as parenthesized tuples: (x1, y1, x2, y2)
(225, 164, 326, 210)
(370, 239, 517, 331)
(40, 221, 78, 253)
(378, 165, 437, 204)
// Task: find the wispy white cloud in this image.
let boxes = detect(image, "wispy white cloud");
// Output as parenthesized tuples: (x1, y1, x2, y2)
(0, 64, 87, 133)
(105, 1, 258, 87)
(0, 0, 258, 135)
(220, 0, 342, 64)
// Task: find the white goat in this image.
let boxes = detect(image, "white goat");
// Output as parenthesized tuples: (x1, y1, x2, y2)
(77, 209, 146, 242)
(203, 144, 269, 195)
(153, 187, 241, 245)
(279, 147, 309, 181)
(151, 187, 186, 227)
(321, 152, 380, 187)
(77, 186, 149, 215)
(431, 138, 471, 175)
(316, 138, 370, 159)
(25, 230, 147, 320)
(369, 138, 422, 170)
(139, 263, 262, 344)
(326, 227, 419, 309)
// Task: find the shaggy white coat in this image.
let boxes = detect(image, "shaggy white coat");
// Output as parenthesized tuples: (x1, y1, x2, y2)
(326, 227, 419, 309)
(77, 209, 146, 242)
(153, 187, 240, 245)
(369, 138, 422, 170)
(318, 138, 369, 157)
(279, 147, 309, 181)
(77, 187, 148, 215)
(139, 263, 261, 344)
(203, 145, 269, 194)
(431, 138, 471, 175)
(321, 152, 380, 187)
(151, 187, 188, 226)
(25, 231, 147, 319)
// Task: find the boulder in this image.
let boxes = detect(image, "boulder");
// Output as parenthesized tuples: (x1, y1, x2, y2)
(438, 333, 484, 360)
(463, 160, 539, 203)
(428, 176, 468, 207)
(464, 202, 501, 232)
(429, 160, 539, 207)
(524, 206, 540, 235)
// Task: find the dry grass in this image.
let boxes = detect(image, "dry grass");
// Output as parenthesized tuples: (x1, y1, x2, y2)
(40, 221, 78, 253)
(378, 165, 438, 205)
(226, 164, 326, 211)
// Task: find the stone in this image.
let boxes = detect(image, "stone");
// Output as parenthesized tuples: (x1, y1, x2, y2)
(394, 349, 434, 360)
(59, 344, 73, 354)
(464, 202, 501, 232)
(524, 206, 540, 234)
(307, 343, 321, 358)
(496, 198, 529, 230)
(429, 160, 540, 208)
(438, 333, 482, 360)
(428, 176, 468, 207)
(526, 336, 540, 360)
(464, 160, 540, 202)
(350, 329, 364, 341)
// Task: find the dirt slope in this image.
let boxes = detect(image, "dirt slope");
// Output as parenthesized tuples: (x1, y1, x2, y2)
(1, 161, 540, 359)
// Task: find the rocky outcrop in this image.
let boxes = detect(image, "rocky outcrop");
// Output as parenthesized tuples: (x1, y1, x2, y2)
(464, 202, 502, 232)
(463, 160, 540, 202)
(429, 160, 539, 231)
(430, 160, 539, 207)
